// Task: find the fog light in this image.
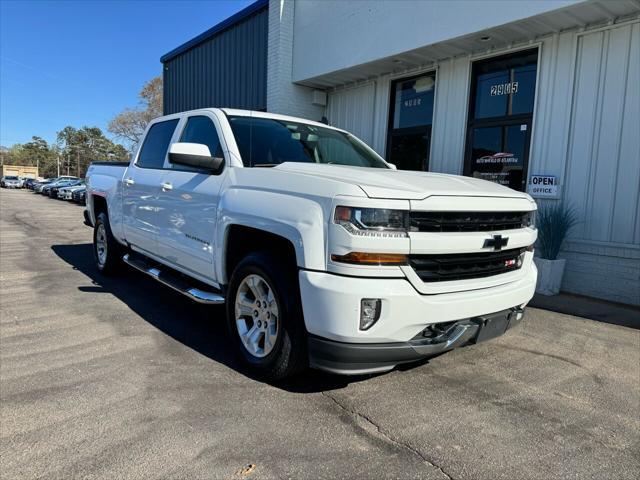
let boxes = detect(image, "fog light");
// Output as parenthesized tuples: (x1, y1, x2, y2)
(360, 299, 381, 330)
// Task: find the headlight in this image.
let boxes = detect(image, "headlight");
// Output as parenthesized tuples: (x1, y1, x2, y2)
(334, 206, 408, 238)
(526, 209, 537, 229)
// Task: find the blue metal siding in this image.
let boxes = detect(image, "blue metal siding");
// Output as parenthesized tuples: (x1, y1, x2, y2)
(162, 3, 268, 115)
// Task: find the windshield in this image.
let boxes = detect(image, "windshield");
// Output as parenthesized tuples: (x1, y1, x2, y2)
(4, 176, 19, 180)
(228, 116, 389, 169)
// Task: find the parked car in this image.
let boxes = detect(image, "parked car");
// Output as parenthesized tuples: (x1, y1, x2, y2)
(72, 187, 87, 205)
(41, 178, 78, 196)
(40, 183, 56, 196)
(23, 178, 37, 189)
(1, 175, 21, 188)
(58, 182, 85, 200)
(50, 179, 82, 198)
(34, 175, 78, 193)
(86, 108, 537, 380)
(33, 180, 53, 193)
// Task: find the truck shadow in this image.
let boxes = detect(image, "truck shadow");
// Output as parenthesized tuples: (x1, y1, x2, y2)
(51, 243, 403, 393)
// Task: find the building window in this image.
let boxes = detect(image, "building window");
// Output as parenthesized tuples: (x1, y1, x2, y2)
(464, 49, 538, 191)
(386, 72, 436, 171)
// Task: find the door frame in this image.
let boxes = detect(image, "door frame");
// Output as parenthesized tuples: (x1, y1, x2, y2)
(463, 48, 539, 191)
(464, 117, 533, 191)
(386, 70, 437, 171)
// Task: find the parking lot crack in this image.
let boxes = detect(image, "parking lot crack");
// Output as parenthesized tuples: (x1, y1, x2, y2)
(322, 391, 454, 480)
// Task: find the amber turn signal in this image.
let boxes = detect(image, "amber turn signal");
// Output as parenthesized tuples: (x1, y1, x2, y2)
(331, 252, 408, 266)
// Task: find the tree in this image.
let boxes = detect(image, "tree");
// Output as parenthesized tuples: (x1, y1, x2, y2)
(56, 126, 129, 178)
(1, 136, 59, 177)
(108, 76, 162, 150)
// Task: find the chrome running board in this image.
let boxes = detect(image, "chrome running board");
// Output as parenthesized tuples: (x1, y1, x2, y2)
(122, 253, 225, 305)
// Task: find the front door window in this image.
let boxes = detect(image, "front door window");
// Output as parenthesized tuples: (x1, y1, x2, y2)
(387, 73, 436, 171)
(465, 49, 538, 191)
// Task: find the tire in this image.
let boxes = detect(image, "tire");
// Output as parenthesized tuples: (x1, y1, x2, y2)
(226, 252, 307, 381)
(93, 212, 124, 275)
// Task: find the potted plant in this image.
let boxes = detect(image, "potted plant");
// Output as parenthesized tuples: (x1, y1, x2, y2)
(533, 203, 578, 296)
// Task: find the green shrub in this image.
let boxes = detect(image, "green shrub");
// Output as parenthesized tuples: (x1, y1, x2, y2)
(535, 203, 578, 260)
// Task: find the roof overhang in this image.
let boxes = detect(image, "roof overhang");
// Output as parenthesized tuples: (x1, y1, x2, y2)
(296, 0, 640, 89)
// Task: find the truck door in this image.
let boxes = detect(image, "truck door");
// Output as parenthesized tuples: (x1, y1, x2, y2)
(155, 114, 226, 283)
(122, 118, 179, 256)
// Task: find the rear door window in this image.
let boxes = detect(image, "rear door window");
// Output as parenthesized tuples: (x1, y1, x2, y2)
(136, 119, 179, 169)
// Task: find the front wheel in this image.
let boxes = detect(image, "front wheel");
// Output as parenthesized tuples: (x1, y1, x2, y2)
(226, 252, 307, 380)
(93, 212, 123, 275)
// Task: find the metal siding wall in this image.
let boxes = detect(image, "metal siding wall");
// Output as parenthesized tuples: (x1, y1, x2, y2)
(326, 60, 470, 172)
(163, 7, 268, 114)
(429, 57, 470, 175)
(563, 21, 640, 246)
(529, 21, 640, 304)
(326, 83, 376, 145)
(321, 21, 640, 304)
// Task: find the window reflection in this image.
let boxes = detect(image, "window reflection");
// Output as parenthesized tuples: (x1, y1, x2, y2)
(393, 74, 435, 129)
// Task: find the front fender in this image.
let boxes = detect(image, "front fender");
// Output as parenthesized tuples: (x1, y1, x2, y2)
(216, 188, 330, 281)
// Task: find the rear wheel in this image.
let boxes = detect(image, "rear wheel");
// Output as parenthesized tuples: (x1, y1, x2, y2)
(93, 212, 123, 275)
(226, 252, 307, 380)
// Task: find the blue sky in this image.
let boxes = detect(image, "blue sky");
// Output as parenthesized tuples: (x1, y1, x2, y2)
(0, 0, 254, 147)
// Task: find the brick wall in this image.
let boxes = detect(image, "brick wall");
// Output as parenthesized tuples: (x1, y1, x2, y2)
(267, 0, 325, 121)
(561, 242, 640, 305)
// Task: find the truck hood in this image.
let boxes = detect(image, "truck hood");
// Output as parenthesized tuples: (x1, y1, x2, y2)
(274, 163, 529, 200)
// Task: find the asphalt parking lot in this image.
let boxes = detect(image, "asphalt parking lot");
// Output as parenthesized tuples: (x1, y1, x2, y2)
(1, 188, 639, 480)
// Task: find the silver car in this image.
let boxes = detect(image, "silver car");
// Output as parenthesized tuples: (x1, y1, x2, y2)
(1, 176, 21, 188)
(58, 183, 85, 200)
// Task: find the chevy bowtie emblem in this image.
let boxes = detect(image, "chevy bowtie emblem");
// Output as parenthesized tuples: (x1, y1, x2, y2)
(484, 234, 509, 251)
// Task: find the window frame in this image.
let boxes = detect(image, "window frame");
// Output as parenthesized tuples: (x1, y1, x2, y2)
(134, 118, 181, 170)
(385, 70, 437, 171)
(171, 113, 229, 174)
(133, 112, 229, 174)
(463, 48, 539, 191)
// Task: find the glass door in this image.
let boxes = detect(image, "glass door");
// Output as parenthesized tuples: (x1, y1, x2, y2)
(386, 72, 436, 171)
(464, 49, 538, 191)
(468, 120, 531, 190)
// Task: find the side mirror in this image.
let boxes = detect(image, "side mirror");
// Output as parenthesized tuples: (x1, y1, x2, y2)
(387, 162, 397, 170)
(168, 142, 224, 172)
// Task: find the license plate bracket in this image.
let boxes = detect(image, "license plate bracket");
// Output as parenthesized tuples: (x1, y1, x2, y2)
(473, 311, 511, 343)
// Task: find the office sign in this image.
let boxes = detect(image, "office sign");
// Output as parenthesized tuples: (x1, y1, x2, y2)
(529, 174, 559, 198)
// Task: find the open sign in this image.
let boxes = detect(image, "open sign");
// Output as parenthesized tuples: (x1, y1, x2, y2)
(529, 175, 559, 198)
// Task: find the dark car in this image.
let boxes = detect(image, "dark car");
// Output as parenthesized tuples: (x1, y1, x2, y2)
(72, 187, 87, 205)
(42, 179, 75, 197)
(24, 178, 37, 189)
(33, 180, 53, 193)
(36, 176, 78, 194)
(49, 179, 82, 198)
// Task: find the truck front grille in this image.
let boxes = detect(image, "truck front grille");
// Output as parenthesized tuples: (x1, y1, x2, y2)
(410, 211, 532, 232)
(409, 247, 526, 282)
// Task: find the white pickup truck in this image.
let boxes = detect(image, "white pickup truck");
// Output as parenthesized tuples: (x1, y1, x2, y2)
(86, 108, 537, 379)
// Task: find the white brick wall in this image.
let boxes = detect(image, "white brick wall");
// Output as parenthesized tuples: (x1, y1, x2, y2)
(267, 0, 326, 121)
(561, 242, 640, 305)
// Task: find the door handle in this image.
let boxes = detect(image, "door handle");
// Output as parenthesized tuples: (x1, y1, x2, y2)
(161, 182, 173, 191)
(124, 178, 135, 186)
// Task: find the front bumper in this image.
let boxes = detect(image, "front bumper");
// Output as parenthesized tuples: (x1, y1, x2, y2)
(299, 262, 536, 374)
(309, 307, 525, 374)
(299, 263, 536, 343)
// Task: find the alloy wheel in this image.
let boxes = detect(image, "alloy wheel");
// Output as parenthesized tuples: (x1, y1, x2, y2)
(234, 274, 279, 358)
(96, 223, 108, 266)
